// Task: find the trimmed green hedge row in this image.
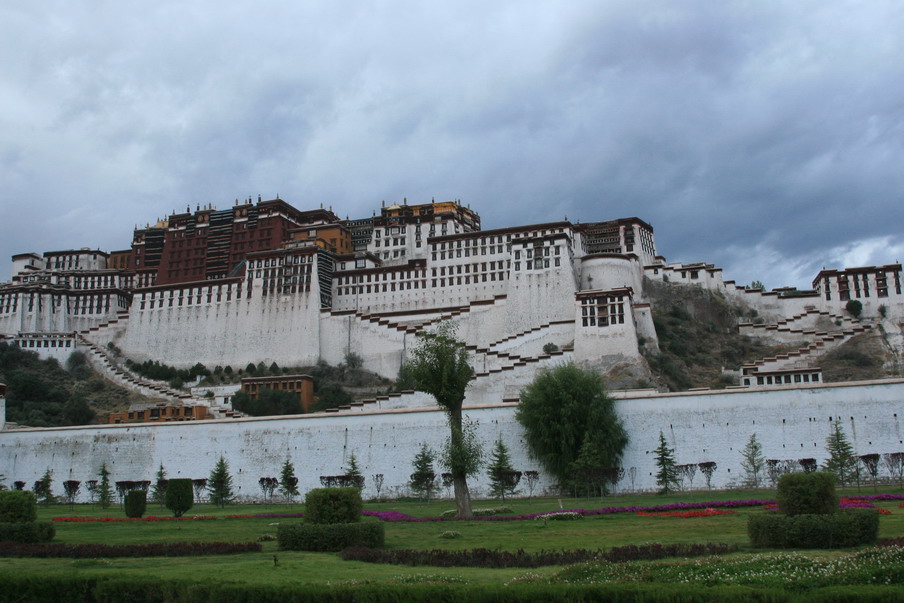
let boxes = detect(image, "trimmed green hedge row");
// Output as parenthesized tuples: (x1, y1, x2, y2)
(0, 491, 38, 523)
(777, 472, 838, 516)
(0, 521, 56, 543)
(125, 490, 147, 519)
(748, 508, 879, 548)
(2, 574, 904, 602)
(277, 521, 384, 552)
(304, 487, 362, 524)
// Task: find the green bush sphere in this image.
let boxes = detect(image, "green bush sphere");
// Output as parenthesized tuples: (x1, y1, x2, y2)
(125, 490, 147, 519)
(777, 472, 837, 516)
(0, 490, 38, 523)
(164, 479, 194, 518)
(304, 487, 362, 524)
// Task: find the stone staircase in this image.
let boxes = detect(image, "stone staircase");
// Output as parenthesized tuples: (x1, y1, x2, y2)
(740, 313, 874, 375)
(77, 330, 243, 420)
(320, 346, 574, 415)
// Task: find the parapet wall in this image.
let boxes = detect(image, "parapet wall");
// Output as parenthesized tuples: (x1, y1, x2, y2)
(2, 379, 902, 501)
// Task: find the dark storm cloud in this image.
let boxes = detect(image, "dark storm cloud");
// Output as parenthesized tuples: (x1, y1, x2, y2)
(2, 1, 903, 288)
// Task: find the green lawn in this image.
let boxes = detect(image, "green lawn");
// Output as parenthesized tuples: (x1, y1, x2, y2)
(2, 488, 903, 599)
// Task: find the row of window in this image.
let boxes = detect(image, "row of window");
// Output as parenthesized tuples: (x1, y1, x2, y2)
(14, 339, 74, 348)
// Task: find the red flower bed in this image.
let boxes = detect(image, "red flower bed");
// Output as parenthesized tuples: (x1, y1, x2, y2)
(635, 508, 737, 518)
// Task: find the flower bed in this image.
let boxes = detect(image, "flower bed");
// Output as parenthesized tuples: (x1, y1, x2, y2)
(636, 508, 737, 518)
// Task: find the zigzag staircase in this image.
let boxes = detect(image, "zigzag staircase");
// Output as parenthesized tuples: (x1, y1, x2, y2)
(739, 308, 874, 375)
(77, 316, 243, 419)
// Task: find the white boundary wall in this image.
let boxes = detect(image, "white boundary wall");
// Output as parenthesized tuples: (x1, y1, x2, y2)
(1, 379, 903, 502)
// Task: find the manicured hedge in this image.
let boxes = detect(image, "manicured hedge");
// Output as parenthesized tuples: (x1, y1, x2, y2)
(2, 574, 904, 603)
(165, 479, 194, 518)
(0, 521, 55, 543)
(125, 490, 147, 519)
(777, 472, 838, 516)
(748, 508, 879, 548)
(0, 490, 38, 523)
(277, 521, 384, 551)
(0, 541, 261, 558)
(304, 487, 362, 524)
(341, 542, 739, 568)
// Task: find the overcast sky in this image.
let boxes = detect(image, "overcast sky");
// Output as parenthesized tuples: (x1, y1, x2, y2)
(2, 1, 903, 288)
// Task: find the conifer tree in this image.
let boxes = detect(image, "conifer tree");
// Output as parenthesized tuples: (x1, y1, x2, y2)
(487, 438, 520, 502)
(207, 456, 234, 507)
(150, 463, 167, 506)
(34, 469, 54, 505)
(344, 452, 363, 478)
(98, 463, 113, 509)
(740, 433, 766, 488)
(653, 432, 679, 495)
(409, 442, 437, 502)
(823, 419, 857, 486)
(279, 458, 299, 502)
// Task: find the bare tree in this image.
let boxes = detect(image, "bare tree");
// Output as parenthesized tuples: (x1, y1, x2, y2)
(697, 462, 717, 490)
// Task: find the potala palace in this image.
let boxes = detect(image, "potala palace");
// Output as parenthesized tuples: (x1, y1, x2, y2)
(1, 198, 903, 499)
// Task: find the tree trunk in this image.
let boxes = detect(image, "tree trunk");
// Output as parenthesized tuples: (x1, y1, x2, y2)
(449, 406, 473, 518)
(453, 474, 473, 518)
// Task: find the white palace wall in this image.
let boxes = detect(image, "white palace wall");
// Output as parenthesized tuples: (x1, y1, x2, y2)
(3, 379, 903, 502)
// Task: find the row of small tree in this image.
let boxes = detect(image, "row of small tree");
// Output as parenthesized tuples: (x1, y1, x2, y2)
(653, 420, 904, 493)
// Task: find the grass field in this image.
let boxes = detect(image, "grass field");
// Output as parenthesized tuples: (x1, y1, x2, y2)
(2, 487, 904, 599)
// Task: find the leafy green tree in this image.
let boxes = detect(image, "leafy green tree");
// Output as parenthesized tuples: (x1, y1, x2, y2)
(231, 389, 301, 416)
(405, 321, 478, 518)
(569, 433, 614, 498)
(63, 395, 95, 425)
(846, 299, 863, 318)
(516, 363, 628, 488)
(740, 433, 766, 488)
(150, 464, 167, 506)
(279, 458, 299, 502)
(207, 456, 234, 508)
(823, 419, 857, 486)
(98, 463, 113, 509)
(654, 432, 679, 495)
(748, 280, 765, 291)
(409, 443, 437, 502)
(487, 438, 520, 502)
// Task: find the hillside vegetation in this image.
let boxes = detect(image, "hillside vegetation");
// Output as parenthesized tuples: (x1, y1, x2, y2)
(0, 342, 151, 427)
(642, 280, 897, 391)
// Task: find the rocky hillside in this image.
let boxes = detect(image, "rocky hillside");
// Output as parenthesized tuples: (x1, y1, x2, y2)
(639, 279, 903, 391)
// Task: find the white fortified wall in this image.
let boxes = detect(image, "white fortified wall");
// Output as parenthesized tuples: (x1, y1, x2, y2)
(2, 379, 902, 502)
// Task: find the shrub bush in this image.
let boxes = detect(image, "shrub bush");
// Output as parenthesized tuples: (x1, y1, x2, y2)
(164, 479, 194, 518)
(304, 487, 362, 524)
(0, 521, 56, 543)
(776, 472, 837, 515)
(277, 521, 384, 551)
(125, 490, 147, 519)
(0, 490, 38, 523)
(748, 508, 879, 548)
